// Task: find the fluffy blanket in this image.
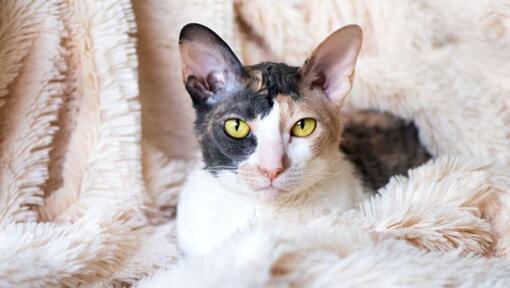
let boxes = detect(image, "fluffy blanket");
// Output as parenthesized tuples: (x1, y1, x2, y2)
(1, 0, 510, 287)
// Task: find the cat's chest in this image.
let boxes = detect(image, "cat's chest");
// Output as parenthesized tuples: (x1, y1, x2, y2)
(177, 169, 261, 254)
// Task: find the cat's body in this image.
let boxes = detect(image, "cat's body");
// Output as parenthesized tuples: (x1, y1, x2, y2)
(176, 23, 400, 255)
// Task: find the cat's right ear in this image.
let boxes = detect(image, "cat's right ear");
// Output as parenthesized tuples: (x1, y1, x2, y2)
(179, 23, 245, 107)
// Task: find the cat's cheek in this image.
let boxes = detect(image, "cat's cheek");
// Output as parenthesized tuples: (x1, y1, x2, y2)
(282, 138, 323, 192)
(287, 138, 314, 164)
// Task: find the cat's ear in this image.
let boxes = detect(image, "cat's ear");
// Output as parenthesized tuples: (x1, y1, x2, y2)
(299, 25, 362, 106)
(179, 23, 245, 107)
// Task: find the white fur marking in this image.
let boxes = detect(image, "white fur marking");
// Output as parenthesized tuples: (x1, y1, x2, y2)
(253, 102, 284, 172)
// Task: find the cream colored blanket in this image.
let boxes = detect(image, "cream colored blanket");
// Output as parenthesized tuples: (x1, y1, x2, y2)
(2, 0, 510, 287)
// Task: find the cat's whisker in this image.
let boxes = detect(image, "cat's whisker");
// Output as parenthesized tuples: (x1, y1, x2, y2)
(206, 166, 238, 172)
(207, 166, 237, 169)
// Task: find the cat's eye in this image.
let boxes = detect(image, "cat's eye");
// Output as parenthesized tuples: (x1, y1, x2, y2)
(224, 118, 251, 139)
(291, 118, 316, 137)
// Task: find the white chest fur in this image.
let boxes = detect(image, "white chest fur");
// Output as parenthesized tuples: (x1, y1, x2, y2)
(177, 157, 365, 256)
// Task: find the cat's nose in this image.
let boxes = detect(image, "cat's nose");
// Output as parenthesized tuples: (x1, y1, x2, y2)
(259, 166, 284, 181)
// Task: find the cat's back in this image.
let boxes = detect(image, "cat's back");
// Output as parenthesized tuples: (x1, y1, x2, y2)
(340, 110, 431, 191)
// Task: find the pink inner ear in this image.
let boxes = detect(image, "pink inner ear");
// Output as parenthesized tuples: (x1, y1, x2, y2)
(322, 51, 359, 101)
(310, 70, 326, 90)
(301, 25, 362, 105)
(181, 41, 228, 91)
(206, 71, 225, 92)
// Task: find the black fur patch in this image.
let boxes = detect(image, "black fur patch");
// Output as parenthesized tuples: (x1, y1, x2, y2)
(248, 62, 300, 99)
(340, 111, 432, 191)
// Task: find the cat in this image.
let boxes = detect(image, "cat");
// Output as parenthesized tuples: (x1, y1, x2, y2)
(177, 23, 368, 256)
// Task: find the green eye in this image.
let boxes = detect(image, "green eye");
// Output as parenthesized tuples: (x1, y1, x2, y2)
(291, 118, 316, 137)
(224, 118, 250, 139)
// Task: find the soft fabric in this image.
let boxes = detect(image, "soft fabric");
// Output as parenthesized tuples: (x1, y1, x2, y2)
(1, 0, 510, 287)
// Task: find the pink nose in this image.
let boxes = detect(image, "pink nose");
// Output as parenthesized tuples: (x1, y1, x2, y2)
(258, 166, 284, 181)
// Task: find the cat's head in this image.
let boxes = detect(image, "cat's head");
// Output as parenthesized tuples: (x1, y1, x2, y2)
(179, 23, 362, 200)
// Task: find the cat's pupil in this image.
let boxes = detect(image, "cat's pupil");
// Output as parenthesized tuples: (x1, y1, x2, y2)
(299, 120, 304, 129)
(234, 119, 240, 131)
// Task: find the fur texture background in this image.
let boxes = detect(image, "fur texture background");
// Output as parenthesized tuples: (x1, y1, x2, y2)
(1, 0, 510, 287)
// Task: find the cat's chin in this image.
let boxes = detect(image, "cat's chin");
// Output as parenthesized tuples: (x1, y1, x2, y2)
(255, 186, 288, 201)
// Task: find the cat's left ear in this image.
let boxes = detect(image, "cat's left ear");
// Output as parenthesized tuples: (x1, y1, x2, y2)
(179, 23, 245, 107)
(299, 25, 363, 106)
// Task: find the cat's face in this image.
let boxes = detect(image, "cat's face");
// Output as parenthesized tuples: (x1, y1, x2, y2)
(179, 24, 362, 199)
